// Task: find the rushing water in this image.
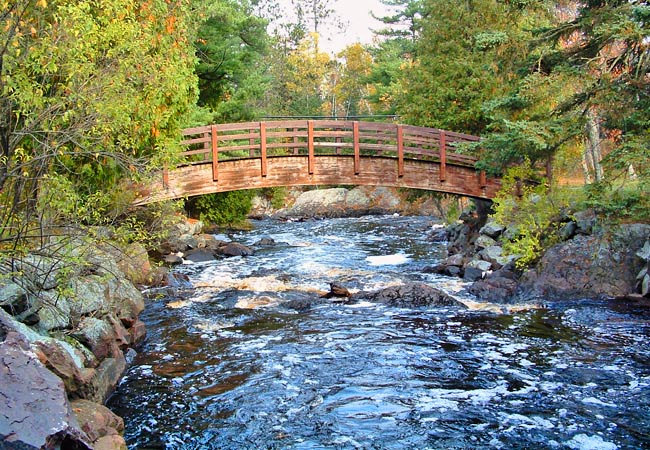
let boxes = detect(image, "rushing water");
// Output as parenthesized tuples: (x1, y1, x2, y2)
(108, 216, 650, 449)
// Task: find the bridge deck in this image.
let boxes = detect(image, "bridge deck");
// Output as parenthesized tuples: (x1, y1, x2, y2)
(135, 121, 500, 204)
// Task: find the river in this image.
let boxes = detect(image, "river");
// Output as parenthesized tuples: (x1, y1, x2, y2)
(108, 216, 650, 449)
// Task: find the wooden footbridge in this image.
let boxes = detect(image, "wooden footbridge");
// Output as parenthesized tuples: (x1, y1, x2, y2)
(135, 120, 500, 205)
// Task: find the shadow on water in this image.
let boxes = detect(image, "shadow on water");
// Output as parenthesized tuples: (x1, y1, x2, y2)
(108, 216, 650, 449)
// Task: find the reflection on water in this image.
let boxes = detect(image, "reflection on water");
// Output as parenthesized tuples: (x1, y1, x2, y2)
(108, 216, 650, 449)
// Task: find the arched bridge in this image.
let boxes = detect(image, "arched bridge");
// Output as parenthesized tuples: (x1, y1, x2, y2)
(135, 120, 500, 205)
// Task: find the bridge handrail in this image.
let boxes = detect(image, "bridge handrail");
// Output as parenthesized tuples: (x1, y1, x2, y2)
(172, 120, 484, 187)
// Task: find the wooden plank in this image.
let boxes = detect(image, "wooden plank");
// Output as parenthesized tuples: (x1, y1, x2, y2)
(358, 122, 394, 131)
(265, 120, 309, 129)
(353, 121, 360, 175)
(249, 128, 256, 157)
(182, 125, 211, 136)
(308, 120, 315, 174)
(313, 120, 354, 128)
(211, 125, 219, 181)
(180, 149, 211, 157)
(181, 136, 212, 146)
(479, 170, 487, 188)
(397, 125, 404, 177)
(439, 130, 447, 182)
(313, 130, 354, 138)
(335, 127, 342, 155)
(266, 131, 308, 139)
(214, 121, 260, 132)
(293, 127, 299, 155)
(260, 122, 267, 177)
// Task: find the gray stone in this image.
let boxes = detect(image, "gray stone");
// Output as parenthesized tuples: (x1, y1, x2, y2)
(637, 240, 650, 261)
(560, 221, 578, 241)
(0, 281, 27, 306)
(254, 237, 276, 247)
(447, 266, 461, 277)
(358, 282, 466, 308)
(475, 235, 497, 249)
(445, 254, 465, 267)
(16, 254, 64, 290)
(183, 249, 216, 263)
(643, 274, 650, 297)
(517, 224, 650, 300)
(481, 245, 503, 261)
(345, 188, 371, 208)
(37, 292, 71, 331)
(87, 355, 126, 403)
(68, 276, 108, 317)
(479, 221, 505, 238)
(463, 267, 484, 282)
(105, 277, 144, 326)
(164, 254, 183, 265)
(74, 317, 118, 361)
(466, 259, 492, 272)
(220, 242, 254, 257)
(574, 209, 597, 235)
(503, 224, 520, 241)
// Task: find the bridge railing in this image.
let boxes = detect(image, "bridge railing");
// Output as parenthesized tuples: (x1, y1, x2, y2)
(175, 120, 483, 185)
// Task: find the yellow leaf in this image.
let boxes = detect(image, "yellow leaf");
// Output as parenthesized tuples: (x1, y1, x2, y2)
(36, 0, 47, 8)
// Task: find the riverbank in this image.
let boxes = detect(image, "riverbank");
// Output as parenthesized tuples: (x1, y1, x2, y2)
(0, 232, 153, 449)
(429, 206, 650, 303)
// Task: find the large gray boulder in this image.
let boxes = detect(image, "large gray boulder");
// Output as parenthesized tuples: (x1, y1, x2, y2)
(517, 224, 650, 300)
(358, 282, 466, 308)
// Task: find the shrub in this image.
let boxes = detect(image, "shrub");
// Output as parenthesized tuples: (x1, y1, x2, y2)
(193, 190, 256, 226)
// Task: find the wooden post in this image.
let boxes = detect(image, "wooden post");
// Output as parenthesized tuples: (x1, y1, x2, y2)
(308, 120, 315, 175)
(479, 170, 487, 188)
(397, 124, 404, 178)
(162, 163, 169, 189)
(353, 121, 360, 175)
(260, 122, 267, 177)
(211, 125, 218, 182)
(249, 128, 256, 157)
(439, 130, 447, 182)
(203, 132, 210, 161)
(293, 127, 299, 155)
(335, 127, 342, 155)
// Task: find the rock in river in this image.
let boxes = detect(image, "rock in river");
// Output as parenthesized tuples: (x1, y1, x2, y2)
(358, 282, 466, 308)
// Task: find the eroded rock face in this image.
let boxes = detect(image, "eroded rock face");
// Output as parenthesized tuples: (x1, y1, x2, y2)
(358, 282, 466, 308)
(516, 224, 650, 300)
(0, 331, 91, 450)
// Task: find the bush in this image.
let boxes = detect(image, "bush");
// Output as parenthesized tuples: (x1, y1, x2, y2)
(193, 190, 256, 226)
(491, 167, 585, 269)
(258, 187, 287, 210)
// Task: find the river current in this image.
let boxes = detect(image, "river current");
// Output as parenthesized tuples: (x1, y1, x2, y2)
(108, 216, 650, 449)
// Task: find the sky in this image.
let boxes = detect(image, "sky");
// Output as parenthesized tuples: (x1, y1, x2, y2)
(274, 0, 395, 54)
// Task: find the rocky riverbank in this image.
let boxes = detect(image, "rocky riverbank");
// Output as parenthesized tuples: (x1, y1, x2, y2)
(0, 233, 152, 449)
(429, 206, 650, 303)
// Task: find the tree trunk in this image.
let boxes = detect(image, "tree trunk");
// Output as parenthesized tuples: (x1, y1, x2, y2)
(585, 108, 604, 182)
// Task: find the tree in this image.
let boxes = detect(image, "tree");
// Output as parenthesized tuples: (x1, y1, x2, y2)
(194, 0, 272, 121)
(327, 43, 374, 117)
(372, 0, 427, 49)
(0, 0, 198, 248)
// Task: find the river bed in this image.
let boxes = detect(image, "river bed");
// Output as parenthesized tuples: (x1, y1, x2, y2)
(108, 216, 650, 449)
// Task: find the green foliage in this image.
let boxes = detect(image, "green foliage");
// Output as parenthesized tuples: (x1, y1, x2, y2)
(491, 167, 585, 269)
(193, 190, 256, 226)
(258, 187, 287, 210)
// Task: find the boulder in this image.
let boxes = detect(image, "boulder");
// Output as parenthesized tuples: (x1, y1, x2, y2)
(129, 320, 147, 346)
(465, 259, 492, 272)
(33, 340, 95, 396)
(358, 282, 466, 308)
(70, 399, 124, 443)
(94, 434, 128, 450)
(445, 254, 465, 267)
(115, 243, 151, 286)
(463, 267, 484, 282)
(560, 221, 578, 241)
(183, 249, 216, 263)
(68, 276, 109, 317)
(105, 278, 144, 326)
(254, 237, 276, 247)
(0, 281, 27, 308)
(163, 254, 184, 265)
(428, 227, 448, 242)
(321, 282, 351, 300)
(219, 242, 254, 257)
(87, 355, 126, 403)
(14, 254, 63, 290)
(73, 318, 120, 361)
(517, 224, 650, 300)
(479, 221, 505, 239)
(475, 235, 497, 249)
(637, 240, 650, 261)
(345, 187, 371, 209)
(0, 331, 91, 449)
(574, 209, 597, 235)
(469, 274, 519, 303)
(37, 292, 71, 331)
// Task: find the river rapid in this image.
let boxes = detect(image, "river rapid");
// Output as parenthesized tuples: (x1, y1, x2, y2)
(108, 216, 650, 449)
